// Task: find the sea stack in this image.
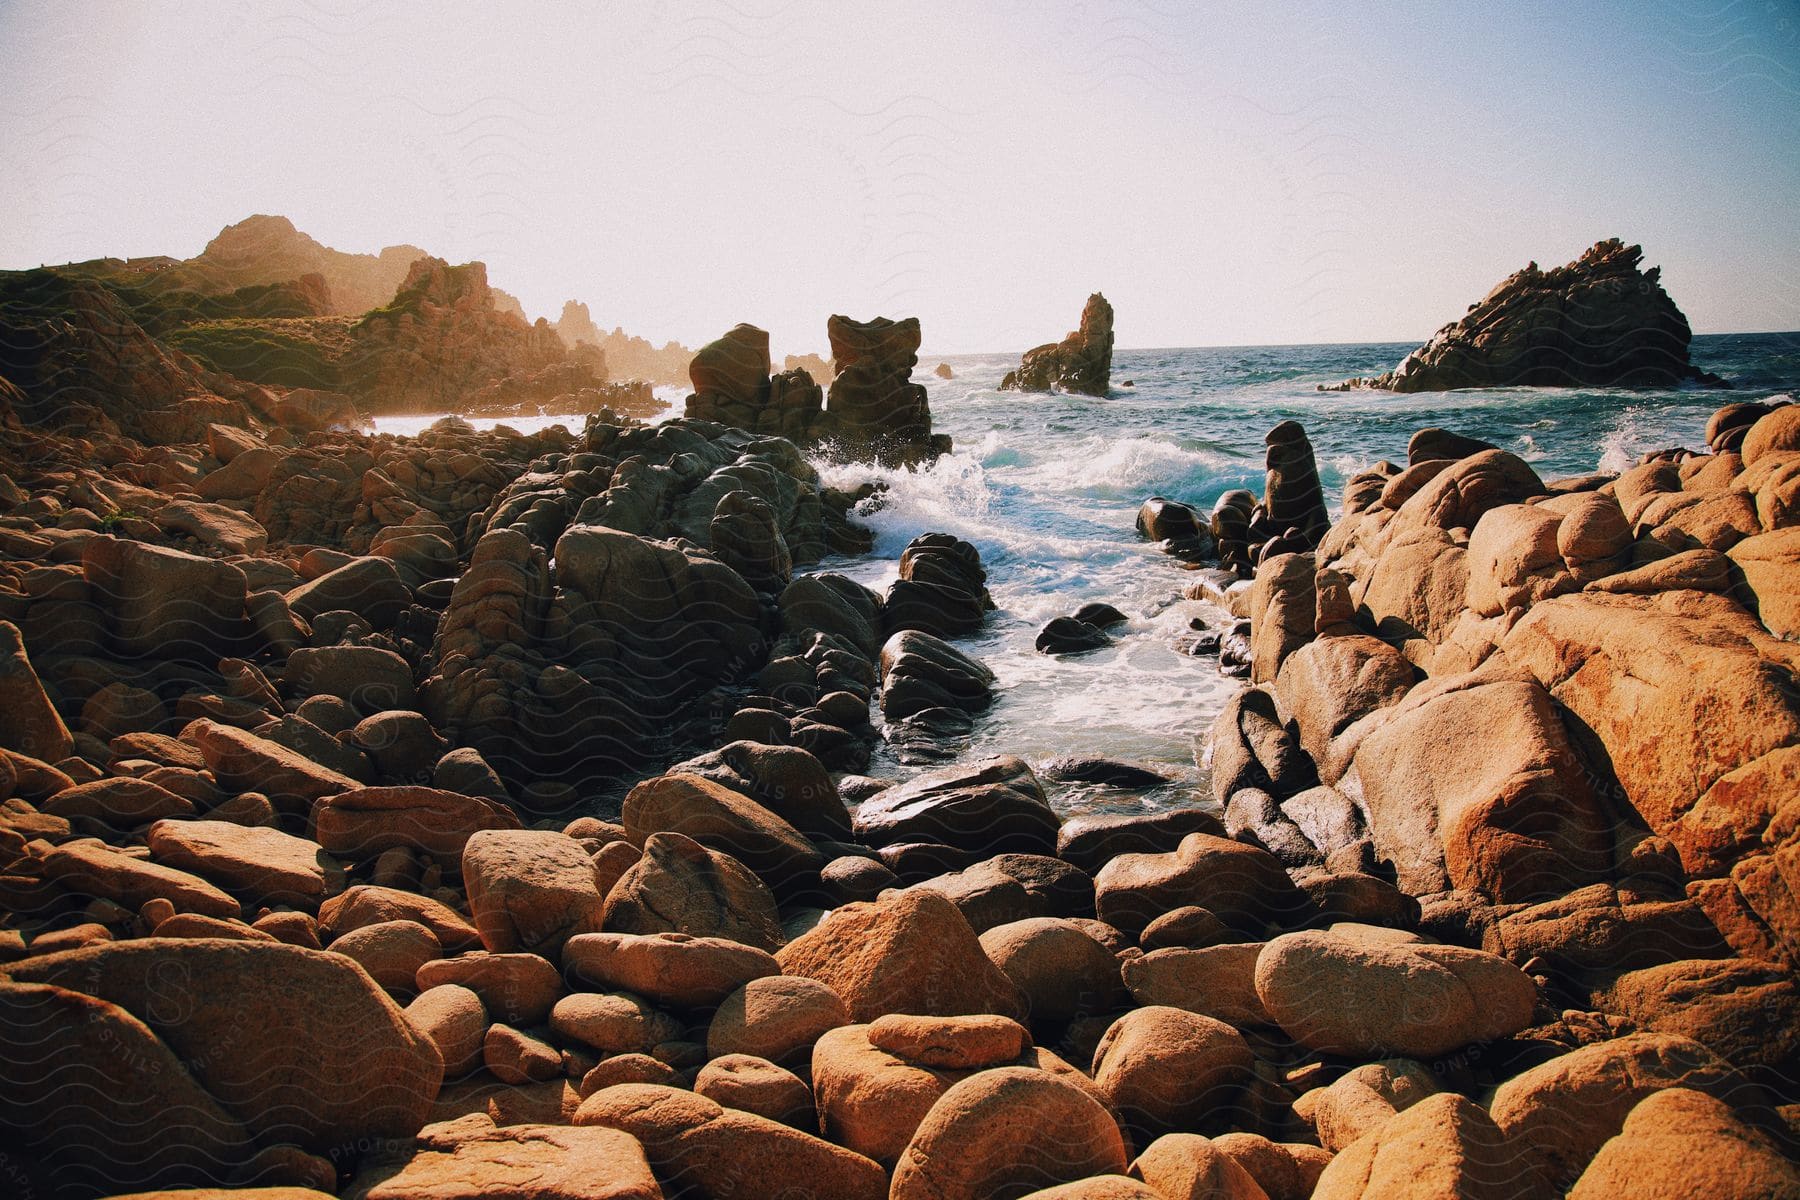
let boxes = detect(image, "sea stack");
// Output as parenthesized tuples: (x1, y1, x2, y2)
(1000, 292, 1115, 396)
(1259, 420, 1330, 549)
(1326, 239, 1722, 391)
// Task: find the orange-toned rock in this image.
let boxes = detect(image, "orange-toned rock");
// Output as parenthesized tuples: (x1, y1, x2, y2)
(622, 771, 825, 896)
(463, 829, 607, 956)
(1128, 1133, 1270, 1200)
(330, 919, 441, 993)
(360, 1113, 662, 1200)
(574, 1083, 886, 1200)
(1254, 930, 1537, 1059)
(549, 991, 682, 1055)
(563, 931, 779, 1009)
(867, 1013, 1030, 1069)
(1488, 1032, 1757, 1193)
(708, 974, 852, 1068)
(43, 837, 241, 918)
(404, 983, 488, 1078)
(1311, 1093, 1523, 1200)
(603, 831, 783, 951)
(775, 887, 1025, 1021)
(4, 937, 443, 1152)
(1567, 1088, 1800, 1199)
(187, 719, 360, 817)
(44, 777, 194, 825)
(311, 785, 520, 867)
(1094, 832, 1309, 939)
(147, 818, 344, 911)
(694, 1052, 813, 1127)
(317, 884, 480, 951)
(980, 916, 1125, 1025)
(0, 978, 253, 1195)
(890, 1066, 1129, 1200)
(0, 620, 72, 763)
(413, 951, 562, 1025)
(1091, 1006, 1254, 1140)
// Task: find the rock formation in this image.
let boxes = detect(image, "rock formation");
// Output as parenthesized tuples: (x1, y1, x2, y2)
(555, 300, 694, 386)
(1327, 239, 1724, 391)
(1001, 293, 1115, 396)
(5, 222, 1798, 1200)
(684, 317, 948, 466)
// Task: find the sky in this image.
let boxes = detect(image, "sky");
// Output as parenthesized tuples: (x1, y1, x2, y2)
(2, 0, 1797, 357)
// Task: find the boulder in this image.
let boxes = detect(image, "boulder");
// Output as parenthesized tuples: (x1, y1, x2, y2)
(603, 831, 783, 952)
(1310, 1093, 1524, 1200)
(4, 937, 442, 1152)
(1094, 832, 1310, 939)
(1057, 808, 1227, 875)
(0, 977, 254, 1195)
(693, 1052, 814, 1127)
(1247, 553, 1315, 683)
(83, 537, 249, 660)
(1092, 1006, 1255, 1139)
(1121, 943, 1270, 1030)
(43, 838, 241, 918)
(0, 621, 72, 763)
(462, 828, 607, 956)
(404, 983, 488, 1078)
(776, 887, 1025, 1021)
(852, 755, 1059, 856)
(1263, 420, 1330, 548)
(331, 919, 441, 993)
(1568, 1088, 1800, 1199)
(285, 555, 411, 627)
(43, 776, 194, 826)
(1326, 240, 1710, 391)
(1499, 591, 1800, 874)
(549, 991, 683, 1056)
(1597, 957, 1800, 1095)
(318, 884, 480, 952)
(1000, 293, 1115, 397)
(1127, 1133, 1271, 1200)
(708, 974, 852, 1068)
(186, 719, 360, 818)
(311, 785, 521, 867)
(413, 951, 562, 1026)
(1254, 930, 1537, 1059)
(1350, 673, 1611, 902)
(573, 1082, 887, 1200)
(146, 818, 343, 911)
(1488, 1032, 1761, 1193)
(358, 1114, 662, 1200)
(890, 1066, 1130, 1200)
(868, 1013, 1031, 1070)
(670, 740, 853, 842)
(563, 931, 779, 1009)
(1296, 1059, 1439, 1153)
(622, 772, 825, 897)
(980, 917, 1125, 1025)
(1271, 632, 1414, 784)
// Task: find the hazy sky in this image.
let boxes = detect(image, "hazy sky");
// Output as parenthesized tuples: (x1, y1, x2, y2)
(3, 1, 1797, 356)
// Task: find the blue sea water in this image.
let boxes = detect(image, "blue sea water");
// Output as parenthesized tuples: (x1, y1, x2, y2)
(816, 332, 1800, 812)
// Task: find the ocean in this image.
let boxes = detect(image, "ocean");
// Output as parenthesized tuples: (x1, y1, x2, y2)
(373, 332, 1800, 816)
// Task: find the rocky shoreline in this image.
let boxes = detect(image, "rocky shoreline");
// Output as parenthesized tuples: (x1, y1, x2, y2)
(2, 231, 1799, 1197)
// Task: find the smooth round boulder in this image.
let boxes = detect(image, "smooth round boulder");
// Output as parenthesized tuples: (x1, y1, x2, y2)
(1128, 1132, 1270, 1200)
(979, 917, 1124, 1025)
(694, 1053, 814, 1127)
(413, 950, 563, 1025)
(1254, 930, 1537, 1059)
(1568, 1088, 1800, 1200)
(868, 1013, 1030, 1069)
(1092, 1006, 1254, 1140)
(549, 992, 683, 1055)
(563, 931, 780, 1009)
(328, 919, 441, 993)
(890, 1066, 1129, 1200)
(403, 983, 488, 1078)
(708, 974, 852, 1068)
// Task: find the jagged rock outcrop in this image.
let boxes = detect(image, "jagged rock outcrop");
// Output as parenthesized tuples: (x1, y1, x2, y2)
(0, 270, 273, 439)
(1001, 293, 1115, 396)
(1327, 240, 1722, 392)
(684, 318, 947, 466)
(341, 257, 600, 414)
(556, 300, 694, 385)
